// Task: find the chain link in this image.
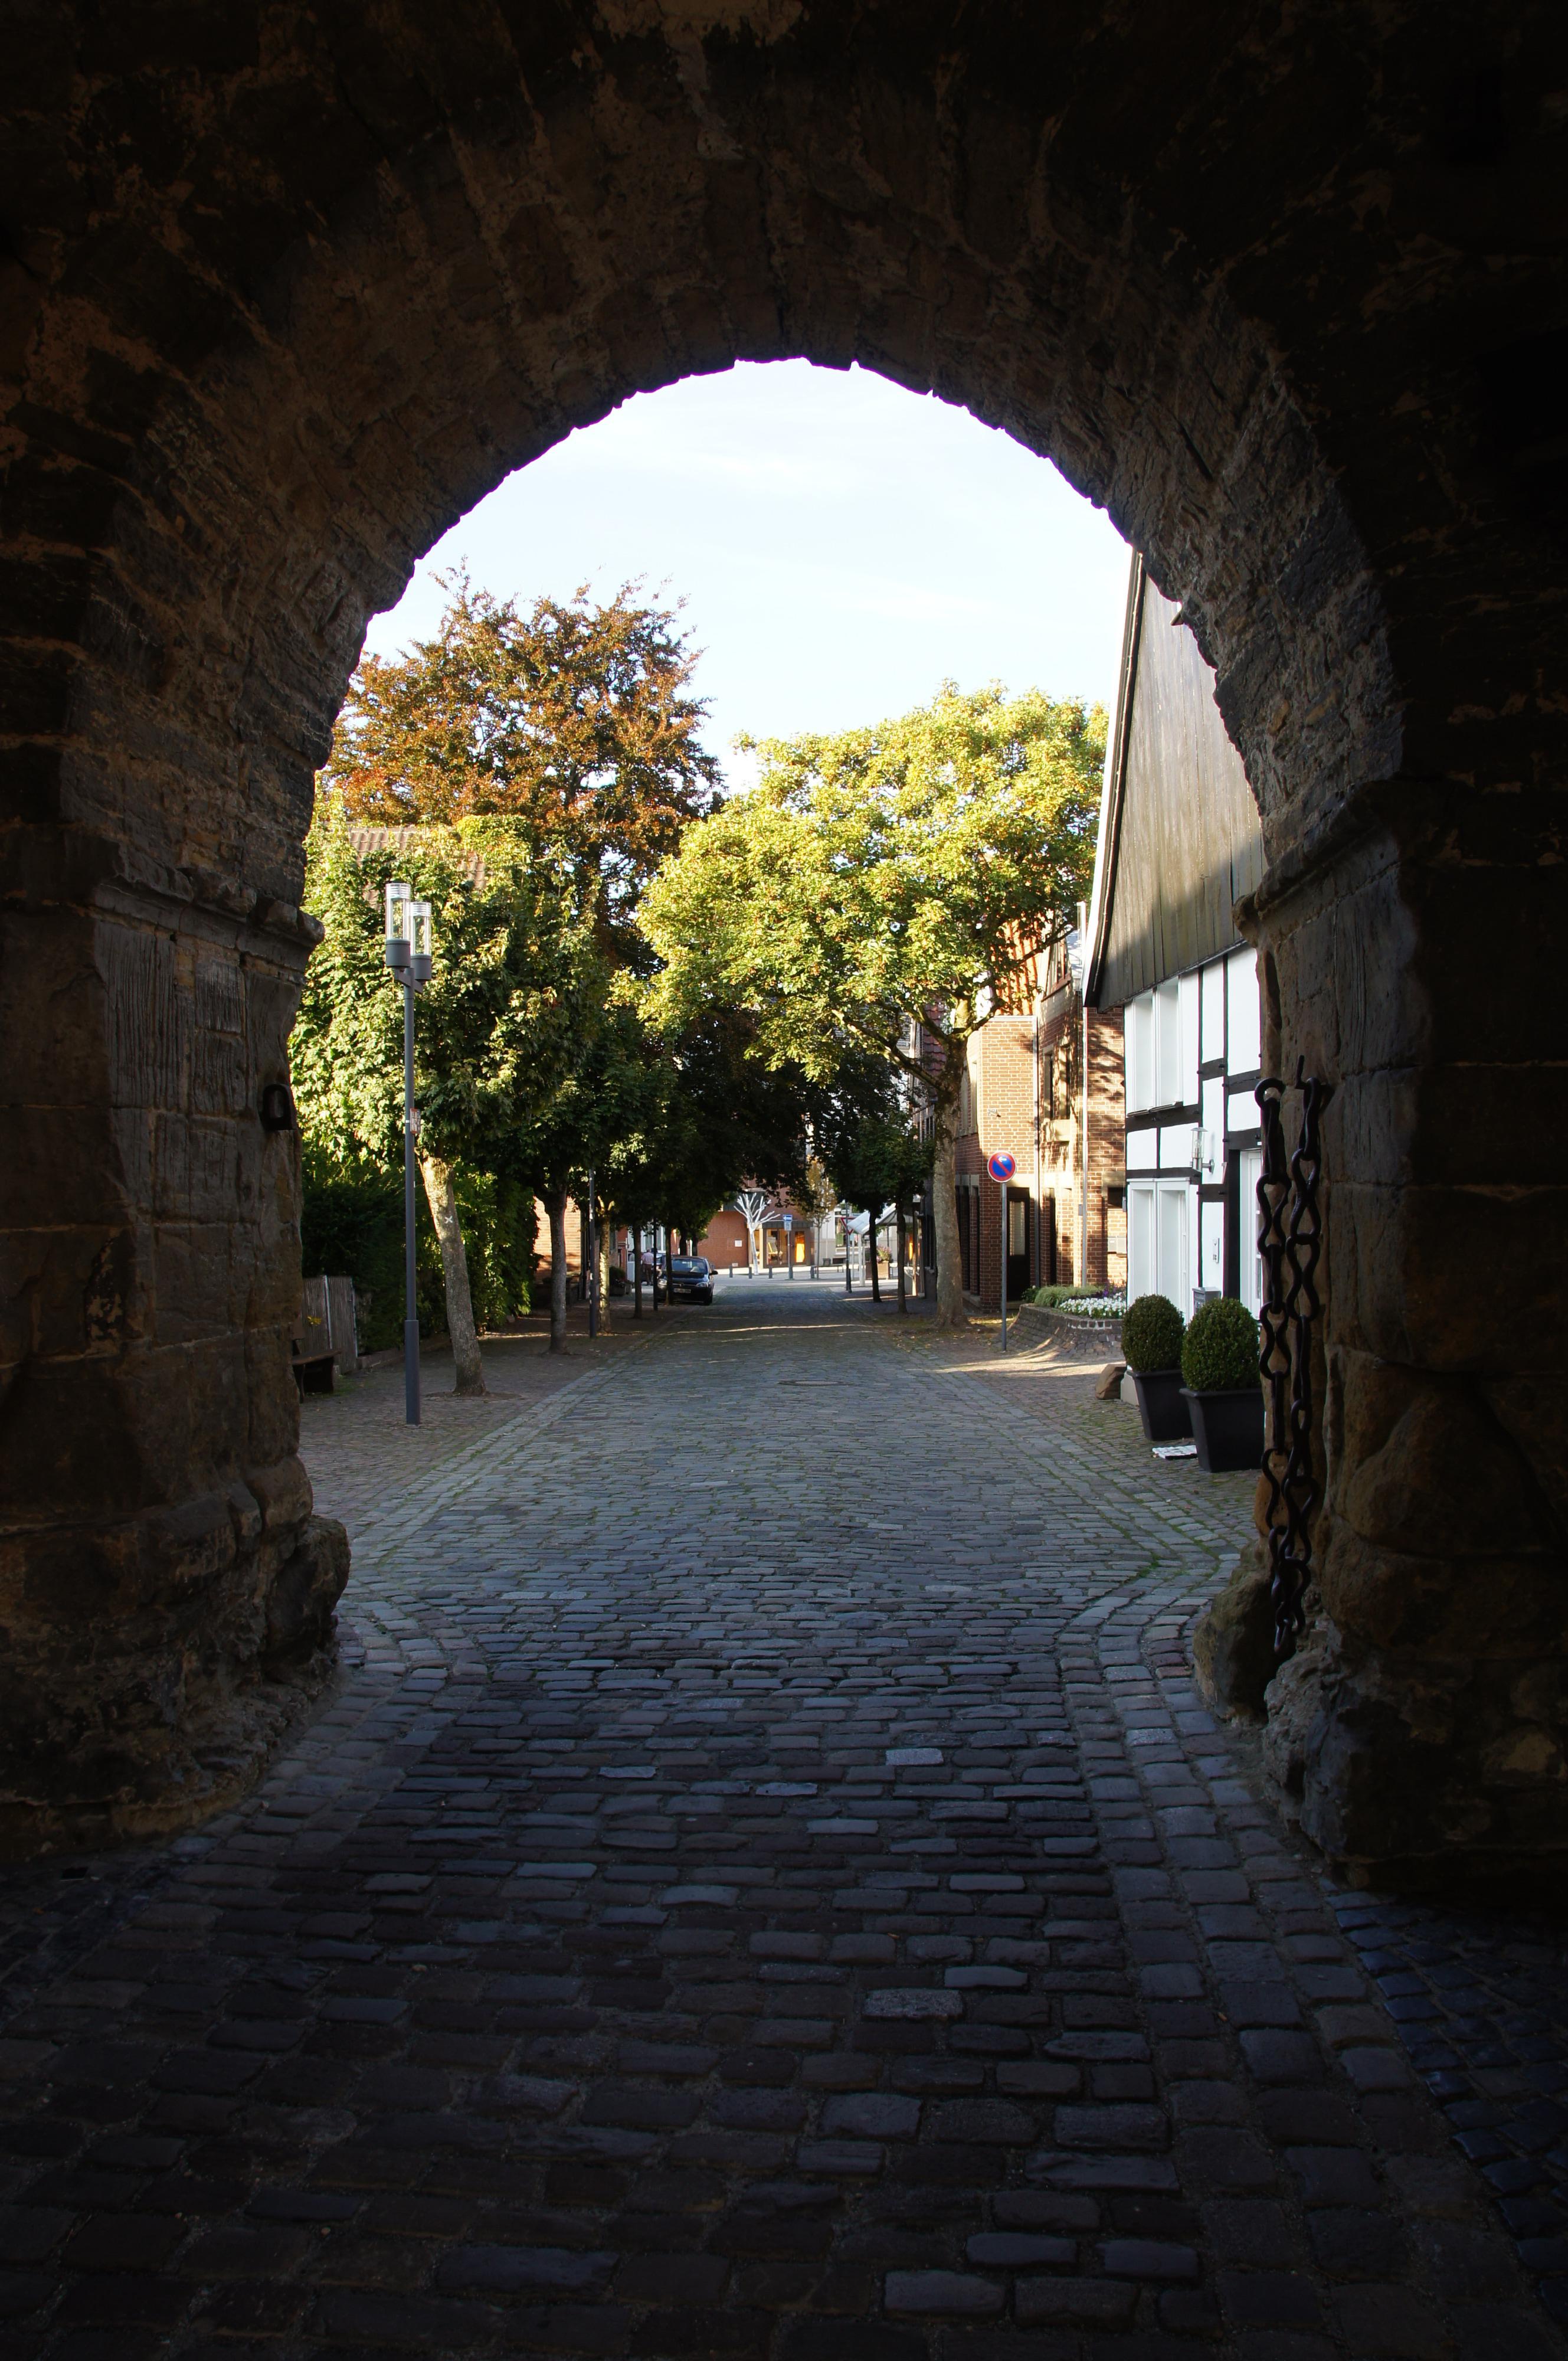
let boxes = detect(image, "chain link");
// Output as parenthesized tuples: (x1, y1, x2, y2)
(1255, 1062, 1331, 1657)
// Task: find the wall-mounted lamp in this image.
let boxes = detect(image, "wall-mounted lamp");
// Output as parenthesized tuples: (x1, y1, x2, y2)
(260, 1083, 294, 1133)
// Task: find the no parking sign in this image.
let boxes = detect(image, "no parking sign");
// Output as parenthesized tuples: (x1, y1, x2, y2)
(987, 1150, 1017, 1183)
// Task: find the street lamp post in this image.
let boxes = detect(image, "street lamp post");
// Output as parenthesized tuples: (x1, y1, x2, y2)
(385, 884, 433, 1427)
(586, 1164, 598, 1340)
(785, 1212, 795, 1279)
(842, 1204, 852, 1294)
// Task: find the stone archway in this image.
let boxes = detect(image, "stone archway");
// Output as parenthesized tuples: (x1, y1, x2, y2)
(3, 1, 1564, 1878)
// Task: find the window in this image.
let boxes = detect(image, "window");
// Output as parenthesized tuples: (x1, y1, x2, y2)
(1200, 959, 1226, 1064)
(1236, 1148, 1264, 1314)
(1154, 980, 1181, 1106)
(1125, 991, 1154, 1111)
(1227, 949, 1261, 1075)
(1179, 972, 1200, 1101)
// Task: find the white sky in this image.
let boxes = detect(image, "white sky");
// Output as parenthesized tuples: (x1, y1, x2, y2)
(364, 359, 1132, 790)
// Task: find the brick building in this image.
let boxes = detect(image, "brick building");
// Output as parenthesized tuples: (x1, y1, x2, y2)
(1033, 938, 1128, 1297)
(950, 950, 1127, 1313)
(697, 1193, 823, 1273)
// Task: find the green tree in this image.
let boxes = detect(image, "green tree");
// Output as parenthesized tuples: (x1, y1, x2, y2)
(318, 575, 722, 1356)
(294, 814, 595, 1388)
(639, 683, 1104, 1326)
(613, 1016, 813, 1261)
(814, 1057, 934, 1311)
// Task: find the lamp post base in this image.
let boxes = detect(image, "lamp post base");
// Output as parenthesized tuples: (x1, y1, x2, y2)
(404, 1318, 421, 1425)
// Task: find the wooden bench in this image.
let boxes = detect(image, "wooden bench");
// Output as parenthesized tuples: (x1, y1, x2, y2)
(290, 1274, 360, 1394)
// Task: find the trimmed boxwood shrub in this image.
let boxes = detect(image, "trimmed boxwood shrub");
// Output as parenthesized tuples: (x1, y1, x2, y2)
(1122, 1293, 1185, 1372)
(1181, 1296, 1261, 1392)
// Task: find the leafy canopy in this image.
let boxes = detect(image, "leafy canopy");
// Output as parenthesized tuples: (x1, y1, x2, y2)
(292, 813, 598, 1179)
(811, 1053, 934, 1215)
(325, 576, 719, 938)
(638, 682, 1105, 1085)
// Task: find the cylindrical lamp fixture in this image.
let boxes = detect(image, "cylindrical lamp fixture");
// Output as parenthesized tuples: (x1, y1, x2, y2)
(410, 900, 434, 986)
(384, 881, 413, 969)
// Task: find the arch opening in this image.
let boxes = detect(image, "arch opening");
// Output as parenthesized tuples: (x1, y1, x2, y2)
(5, 1, 1566, 1885)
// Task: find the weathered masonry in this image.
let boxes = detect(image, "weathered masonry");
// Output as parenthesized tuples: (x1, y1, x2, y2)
(2, 1, 1566, 1886)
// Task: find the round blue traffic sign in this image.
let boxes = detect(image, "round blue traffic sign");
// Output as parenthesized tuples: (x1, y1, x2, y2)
(987, 1150, 1017, 1182)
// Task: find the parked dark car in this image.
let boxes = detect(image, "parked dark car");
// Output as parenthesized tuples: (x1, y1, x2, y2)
(668, 1255, 715, 1304)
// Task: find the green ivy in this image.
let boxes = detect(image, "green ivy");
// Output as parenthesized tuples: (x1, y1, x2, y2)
(300, 1147, 534, 1352)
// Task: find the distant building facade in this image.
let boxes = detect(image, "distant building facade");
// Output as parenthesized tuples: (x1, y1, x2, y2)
(696, 1195, 820, 1271)
(1086, 555, 1266, 1318)
(950, 953, 1125, 1312)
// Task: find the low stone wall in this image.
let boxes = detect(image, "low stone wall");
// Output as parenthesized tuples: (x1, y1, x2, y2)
(1008, 1303, 1124, 1355)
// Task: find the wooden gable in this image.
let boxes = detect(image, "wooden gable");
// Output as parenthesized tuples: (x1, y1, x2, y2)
(1086, 556, 1262, 1009)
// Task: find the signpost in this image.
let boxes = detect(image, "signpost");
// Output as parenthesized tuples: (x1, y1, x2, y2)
(987, 1149, 1018, 1350)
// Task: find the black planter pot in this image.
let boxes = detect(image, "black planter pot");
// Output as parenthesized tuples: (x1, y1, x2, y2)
(1181, 1386, 1265, 1473)
(1130, 1368, 1191, 1443)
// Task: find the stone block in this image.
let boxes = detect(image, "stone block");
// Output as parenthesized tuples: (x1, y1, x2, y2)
(1193, 1544, 1278, 1722)
(263, 1513, 349, 1665)
(1327, 1356, 1548, 1565)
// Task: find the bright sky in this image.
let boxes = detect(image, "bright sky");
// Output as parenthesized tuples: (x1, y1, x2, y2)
(364, 359, 1132, 790)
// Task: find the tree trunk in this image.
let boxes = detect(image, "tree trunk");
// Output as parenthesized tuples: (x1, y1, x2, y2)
(868, 1204, 882, 1303)
(594, 1197, 613, 1332)
(419, 1153, 486, 1394)
(932, 1069, 967, 1330)
(896, 1201, 908, 1315)
(548, 1183, 569, 1353)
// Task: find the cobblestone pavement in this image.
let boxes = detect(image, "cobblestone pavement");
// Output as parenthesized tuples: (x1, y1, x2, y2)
(1, 1278, 1564, 2359)
(295, 1300, 665, 1542)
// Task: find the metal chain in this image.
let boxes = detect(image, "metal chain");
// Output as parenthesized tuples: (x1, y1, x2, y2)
(1255, 1064, 1332, 1656)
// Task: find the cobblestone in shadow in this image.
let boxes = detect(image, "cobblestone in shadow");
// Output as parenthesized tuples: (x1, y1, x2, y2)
(0, 1278, 1559, 2357)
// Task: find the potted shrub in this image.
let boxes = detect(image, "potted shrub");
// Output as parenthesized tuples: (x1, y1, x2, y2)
(1180, 1297, 1265, 1472)
(1121, 1294, 1190, 1441)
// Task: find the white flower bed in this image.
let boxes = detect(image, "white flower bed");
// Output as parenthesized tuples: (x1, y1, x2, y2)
(1057, 1295, 1125, 1319)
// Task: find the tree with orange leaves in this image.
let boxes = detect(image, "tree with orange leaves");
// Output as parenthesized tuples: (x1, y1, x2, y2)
(325, 576, 719, 949)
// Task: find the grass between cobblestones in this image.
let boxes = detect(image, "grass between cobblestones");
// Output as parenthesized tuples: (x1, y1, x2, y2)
(0, 1277, 1562, 2359)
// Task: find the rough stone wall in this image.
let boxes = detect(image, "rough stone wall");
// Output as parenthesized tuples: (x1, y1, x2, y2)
(1, 0, 1566, 1873)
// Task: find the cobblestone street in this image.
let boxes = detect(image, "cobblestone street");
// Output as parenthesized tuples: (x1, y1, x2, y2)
(1, 1280, 1564, 2358)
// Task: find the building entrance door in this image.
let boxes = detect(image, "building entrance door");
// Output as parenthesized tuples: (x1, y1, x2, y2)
(1006, 1189, 1031, 1304)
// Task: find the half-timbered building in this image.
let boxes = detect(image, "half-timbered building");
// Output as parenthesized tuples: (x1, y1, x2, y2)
(1085, 557, 1266, 1317)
